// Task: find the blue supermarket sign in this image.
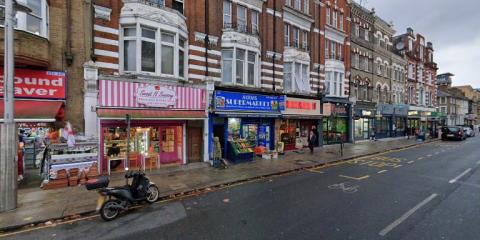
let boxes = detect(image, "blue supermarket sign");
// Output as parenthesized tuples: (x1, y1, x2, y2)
(214, 91, 285, 112)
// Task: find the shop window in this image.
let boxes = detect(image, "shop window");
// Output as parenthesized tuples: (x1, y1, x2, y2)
(283, 62, 310, 93)
(0, 0, 49, 38)
(121, 24, 187, 78)
(222, 48, 258, 86)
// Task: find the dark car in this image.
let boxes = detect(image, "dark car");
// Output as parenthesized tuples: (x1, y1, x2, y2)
(441, 126, 466, 141)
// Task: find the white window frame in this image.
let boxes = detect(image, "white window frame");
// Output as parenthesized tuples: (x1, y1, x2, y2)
(330, 41, 336, 59)
(294, 0, 301, 10)
(303, 0, 309, 13)
(293, 27, 300, 48)
(237, 5, 247, 32)
(333, 10, 338, 28)
(283, 62, 311, 93)
(3, 0, 49, 38)
(221, 47, 259, 87)
(120, 23, 187, 79)
(326, 8, 331, 26)
(339, 13, 344, 31)
(355, 24, 360, 37)
(284, 23, 290, 47)
(223, 0, 232, 27)
(251, 10, 259, 34)
(302, 31, 308, 50)
(325, 70, 344, 97)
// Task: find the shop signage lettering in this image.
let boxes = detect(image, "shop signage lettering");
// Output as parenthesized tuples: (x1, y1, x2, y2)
(283, 97, 321, 116)
(362, 110, 372, 116)
(333, 105, 347, 115)
(0, 68, 66, 99)
(136, 85, 177, 108)
(408, 111, 419, 116)
(286, 100, 317, 110)
(215, 91, 285, 112)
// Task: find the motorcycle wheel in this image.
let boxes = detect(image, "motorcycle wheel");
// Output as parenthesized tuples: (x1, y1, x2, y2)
(146, 184, 159, 203)
(100, 200, 120, 221)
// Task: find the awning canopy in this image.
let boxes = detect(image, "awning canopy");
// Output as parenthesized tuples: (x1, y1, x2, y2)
(0, 100, 64, 122)
(97, 108, 207, 119)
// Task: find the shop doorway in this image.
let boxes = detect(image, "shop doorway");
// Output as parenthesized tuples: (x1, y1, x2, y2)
(159, 127, 178, 164)
(187, 127, 203, 163)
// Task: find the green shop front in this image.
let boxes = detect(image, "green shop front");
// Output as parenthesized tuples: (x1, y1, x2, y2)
(211, 91, 285, 163)
(322, 102, 352, 144)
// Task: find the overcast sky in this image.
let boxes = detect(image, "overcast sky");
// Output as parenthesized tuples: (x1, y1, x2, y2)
(356, 0, 480, 88)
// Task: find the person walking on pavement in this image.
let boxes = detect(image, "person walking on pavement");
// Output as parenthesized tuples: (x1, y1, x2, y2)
(308, 129, 317, 154)
(371, 127, 376, 141)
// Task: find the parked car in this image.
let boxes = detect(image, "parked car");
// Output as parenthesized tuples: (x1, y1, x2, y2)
(441, 126, 466, 141)
(461, 126, 475, 137)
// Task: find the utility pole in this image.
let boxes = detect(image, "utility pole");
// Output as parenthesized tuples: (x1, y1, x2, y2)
(1, 0, 18, 212)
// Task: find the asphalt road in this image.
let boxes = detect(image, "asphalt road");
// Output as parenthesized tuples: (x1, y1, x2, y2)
(3, 137, 480, 240)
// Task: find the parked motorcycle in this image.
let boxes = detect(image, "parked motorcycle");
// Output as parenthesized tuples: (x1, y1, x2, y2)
(86, 170, 160, 221)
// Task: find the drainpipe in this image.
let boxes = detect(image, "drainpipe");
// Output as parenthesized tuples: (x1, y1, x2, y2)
(90, 2, 96, 61)
(272, 0, 277, 92)
(205, 0, 210, 79)
(65, 0, 74, 66)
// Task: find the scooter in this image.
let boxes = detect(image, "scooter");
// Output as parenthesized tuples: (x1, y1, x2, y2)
(86, 170, 160, 221)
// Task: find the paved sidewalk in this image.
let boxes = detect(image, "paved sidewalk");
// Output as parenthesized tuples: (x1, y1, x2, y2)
(0, 138, 437, 232)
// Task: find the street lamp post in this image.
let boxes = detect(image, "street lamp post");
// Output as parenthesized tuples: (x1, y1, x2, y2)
(1, 0, 18, 212)
(1, 0, 31, 212)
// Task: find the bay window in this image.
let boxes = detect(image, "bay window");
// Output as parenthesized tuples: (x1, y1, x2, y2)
(325, 71, 344, 97)
(222, 48, 258, 86)
(283, 62, 310, 93)
(0, 0, 49, 38)
(121, 24, 187, 78)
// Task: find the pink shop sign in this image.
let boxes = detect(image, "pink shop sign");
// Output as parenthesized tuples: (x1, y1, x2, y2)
(136, 85, 177, 108)
(98, 80, 206, 110)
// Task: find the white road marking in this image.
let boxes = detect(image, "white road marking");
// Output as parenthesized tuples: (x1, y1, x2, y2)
(379, 193, 438, 236)
(449, 168, 472, 184)
(378, 170, 388, 174)
(407, 161, 414, 164)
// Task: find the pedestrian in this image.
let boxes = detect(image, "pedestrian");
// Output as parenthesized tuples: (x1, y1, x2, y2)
(371, 127, 376, 141)
(308, 129, 317, 154)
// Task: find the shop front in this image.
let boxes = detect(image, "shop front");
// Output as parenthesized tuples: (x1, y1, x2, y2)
(211, 90, 284, 163)
(408, 106, 436, 137)
(322, 102, 351, 144)
(0, 68, 67, 181)
(97, 80, 207, 174)
(392, 104, 408, 137)
(353, 103, 376, 141)
(280, 97, 321, 151)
